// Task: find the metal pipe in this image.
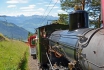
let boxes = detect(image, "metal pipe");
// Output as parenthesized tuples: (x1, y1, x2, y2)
(46, 52, 54, 70)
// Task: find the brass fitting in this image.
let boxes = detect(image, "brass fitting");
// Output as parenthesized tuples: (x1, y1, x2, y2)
(68, 61, 76, 70)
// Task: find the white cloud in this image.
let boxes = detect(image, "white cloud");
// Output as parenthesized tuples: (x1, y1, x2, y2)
(57, 10, 68, 14)
(53, 6, 59, 9)
(21, 9, 35, 12)
(0, 12, 34, 16)
(51, 13, 59, 17)
(0, 10, 33, 16)
(20, 5, 36, 11)
(52, 0, 60, 3)
(6, 0, 28, 4)
(19, 0, 28, 3)
(7, 5, 16, 8)
(45, 4, 54, 7)
(29, 5, 36, 7)
(6, 0, 18, 3)
(0, 10, 59, 17)
(38, 8, 44, 12)
(33, 12, 43, 15)
(45, 4, 59, 9)
(21, 5, 35, 9)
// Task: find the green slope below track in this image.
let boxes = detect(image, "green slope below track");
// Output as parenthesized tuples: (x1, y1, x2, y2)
(0, 38, 29, 70)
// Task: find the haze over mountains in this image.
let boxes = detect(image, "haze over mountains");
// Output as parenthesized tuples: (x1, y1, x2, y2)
(0, 15, 58, 40)
(0, 15, 58, 32)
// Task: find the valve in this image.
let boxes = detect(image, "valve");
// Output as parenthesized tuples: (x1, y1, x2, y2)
(68, 61, 76, 70)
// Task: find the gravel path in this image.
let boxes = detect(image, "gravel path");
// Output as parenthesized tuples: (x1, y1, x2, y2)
(28, 55, 39, 70)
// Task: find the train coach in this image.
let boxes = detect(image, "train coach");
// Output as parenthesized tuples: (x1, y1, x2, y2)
(28, 34, 37, 59)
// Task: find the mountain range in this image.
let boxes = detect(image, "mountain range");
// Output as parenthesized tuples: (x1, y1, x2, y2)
(0, 15, 58, 32)
(0, 15, 58, 40)
(0, 20, 28, 40)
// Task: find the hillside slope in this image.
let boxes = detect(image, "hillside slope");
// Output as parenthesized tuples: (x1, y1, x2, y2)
(0, 33, 9, 41)
(0, 20, 28, 40)
(0, 34, 29, 70)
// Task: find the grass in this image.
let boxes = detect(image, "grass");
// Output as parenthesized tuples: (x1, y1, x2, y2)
(0, 33, 9, 41)
(0, 40, 29, 70)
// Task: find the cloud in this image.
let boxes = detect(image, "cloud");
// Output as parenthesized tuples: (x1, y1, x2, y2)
(1, 11, 36, 16)
(6, 0, 28, 4)
(7, 5, 16, 8)
(33, 12, 43, 15)
(45, 4, 59, 9)
(20, 5, 35, 9)
(51, 13, 59, 17)
(45, 4, 54, 7)
(52, 0, 60, 3)
(21, 9, 35, 12)
(53, 6, 59, 9)
(20, 5, 36, 11)
(6, 0, 18, 3)
(37, 8, 45, 11)
(57, 10, 68, 14)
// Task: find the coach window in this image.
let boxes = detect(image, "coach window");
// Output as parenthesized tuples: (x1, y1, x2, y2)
(31, 38, 36, 45)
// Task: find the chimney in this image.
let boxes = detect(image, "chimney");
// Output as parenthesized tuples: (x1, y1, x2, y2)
(69, 10, 89, 31)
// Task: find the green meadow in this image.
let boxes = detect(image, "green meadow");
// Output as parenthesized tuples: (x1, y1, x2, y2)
(0, 34, 29, 70)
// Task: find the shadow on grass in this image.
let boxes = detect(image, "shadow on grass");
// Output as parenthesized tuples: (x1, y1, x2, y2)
(19, 49, 29, 70)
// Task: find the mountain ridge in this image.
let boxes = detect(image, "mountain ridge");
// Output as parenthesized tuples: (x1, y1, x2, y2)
(0, 20, 28, 40)
(0, 15, 58, 40)
(0, 15, 58, 32)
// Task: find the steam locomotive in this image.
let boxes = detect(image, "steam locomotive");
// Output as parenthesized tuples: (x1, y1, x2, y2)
(34, 9, 104, 70)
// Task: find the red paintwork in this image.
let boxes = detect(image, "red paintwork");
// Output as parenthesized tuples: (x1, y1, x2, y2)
(101, 0, 104, 28)
(28, 35, 36, 48)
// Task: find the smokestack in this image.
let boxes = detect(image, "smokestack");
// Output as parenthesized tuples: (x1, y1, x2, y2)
(69, 10, 89, 31)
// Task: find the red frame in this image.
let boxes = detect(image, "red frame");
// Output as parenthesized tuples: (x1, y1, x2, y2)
(28, 35, 36, 48)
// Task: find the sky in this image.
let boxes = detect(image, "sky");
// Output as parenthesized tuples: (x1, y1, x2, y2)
(0, 0, 67, 17)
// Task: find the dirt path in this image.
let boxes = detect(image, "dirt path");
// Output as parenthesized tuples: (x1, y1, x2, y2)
(28, 55, 39, 70)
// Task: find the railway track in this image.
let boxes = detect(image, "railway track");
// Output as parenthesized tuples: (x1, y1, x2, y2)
(28, 55, 39, 70)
